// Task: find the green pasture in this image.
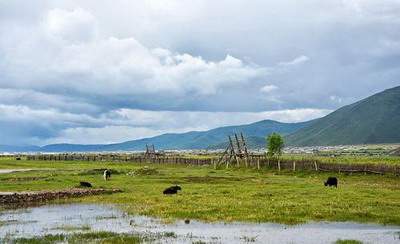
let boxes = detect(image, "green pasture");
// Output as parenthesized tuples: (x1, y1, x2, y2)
(0, 157, 399, 226)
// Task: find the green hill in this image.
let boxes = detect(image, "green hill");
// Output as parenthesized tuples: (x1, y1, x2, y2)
(286, 86, 400, 146)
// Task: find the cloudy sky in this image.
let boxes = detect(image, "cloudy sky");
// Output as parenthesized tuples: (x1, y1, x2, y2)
(0, 0, 399, 145)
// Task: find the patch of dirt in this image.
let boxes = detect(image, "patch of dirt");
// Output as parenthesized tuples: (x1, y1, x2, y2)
(0, 188, 122, 206)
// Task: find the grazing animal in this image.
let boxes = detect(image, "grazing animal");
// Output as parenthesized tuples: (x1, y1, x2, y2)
(80, 181, 92, 187)
(163, 185, 182, 195)
(171, 185, 182, 191)
(15, 157, 21, 161)
(324, 177, 338, 187)
(103, 170, 111, 181)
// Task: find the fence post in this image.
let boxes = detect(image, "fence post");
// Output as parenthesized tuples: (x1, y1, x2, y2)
(314, 161, 318, 171)
(257, 158, 260, 170)
(278, 159, 281, 171)
(293, 161, 296, 171)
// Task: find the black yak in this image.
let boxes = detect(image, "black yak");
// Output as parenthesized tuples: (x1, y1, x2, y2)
(163, 185, 182, 195)
(103, 170, 111, 181)
(80, 181, 92, 187)
(324, 177, 338, 187)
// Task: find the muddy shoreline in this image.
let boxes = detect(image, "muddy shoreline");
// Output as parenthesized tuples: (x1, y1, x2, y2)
(0, 188, 122, 206)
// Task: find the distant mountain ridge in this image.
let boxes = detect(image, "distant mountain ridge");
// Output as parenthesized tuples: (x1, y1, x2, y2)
(0, 120, 313, 152)
(286, 86, 400, 146)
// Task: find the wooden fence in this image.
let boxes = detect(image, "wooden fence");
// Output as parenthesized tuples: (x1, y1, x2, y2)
(26, 154, 400, 175)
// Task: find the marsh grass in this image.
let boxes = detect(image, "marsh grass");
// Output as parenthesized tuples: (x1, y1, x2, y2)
(51, 224, 91, 232)
(95, 215, 118, 220)
(5, 231, 142, 244)
(0, 159, 400, 225)
(0, 219, 19, 226)
(162, 231, 177, 238)
(335, 239, 363, 244)
(240, 235, 257, 242)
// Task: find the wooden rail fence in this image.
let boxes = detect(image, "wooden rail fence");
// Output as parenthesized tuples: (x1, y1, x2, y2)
(26, 154, 400, 175)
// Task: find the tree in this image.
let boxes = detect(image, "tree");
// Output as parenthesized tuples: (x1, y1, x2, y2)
(266, 133, 284, 170)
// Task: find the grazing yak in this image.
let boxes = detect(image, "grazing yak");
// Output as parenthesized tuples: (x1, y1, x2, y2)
(163, 185, 182, 195)
(324, 177, 338, 187)
(103, 169, 111, 181)
(80, 181, 92, 187)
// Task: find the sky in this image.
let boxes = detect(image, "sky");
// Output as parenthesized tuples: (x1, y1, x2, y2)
(0, 0, 399, 145)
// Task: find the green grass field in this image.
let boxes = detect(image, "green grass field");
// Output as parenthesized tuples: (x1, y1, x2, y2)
(282, 154, 400, 165)
(0, 157, 400, 226)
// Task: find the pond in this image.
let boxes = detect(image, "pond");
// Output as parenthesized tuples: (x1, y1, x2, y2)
(0, 204, 399, 243)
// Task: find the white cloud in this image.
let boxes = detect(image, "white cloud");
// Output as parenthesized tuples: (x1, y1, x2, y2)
(44, 8, 97, 43)
(278, 55, 310, 66)
(0, 8, 267, 98)
(260, 84, 278, 93)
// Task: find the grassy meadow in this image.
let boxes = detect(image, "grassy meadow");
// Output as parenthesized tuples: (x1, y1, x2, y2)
(0, 156, 400, 226)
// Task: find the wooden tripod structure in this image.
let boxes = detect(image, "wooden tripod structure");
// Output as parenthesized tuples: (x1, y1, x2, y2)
(144, 144, 156, 158)
(389, 147, 400, 156)
(217, 132, 249, 168)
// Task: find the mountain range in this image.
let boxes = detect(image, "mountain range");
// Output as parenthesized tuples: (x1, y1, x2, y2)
(1, 86, 399, 152)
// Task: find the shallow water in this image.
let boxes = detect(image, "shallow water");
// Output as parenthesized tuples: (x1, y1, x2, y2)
(0, 204, 399, 243)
